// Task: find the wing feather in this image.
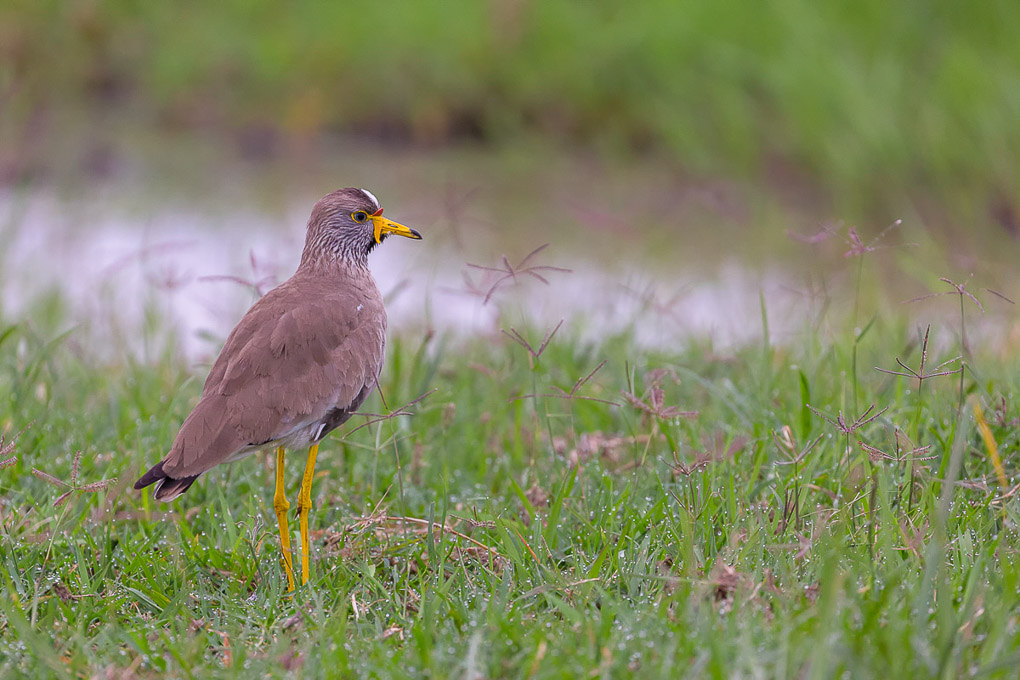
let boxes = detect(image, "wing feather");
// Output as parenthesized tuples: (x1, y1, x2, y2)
(162, 277, 386, 478)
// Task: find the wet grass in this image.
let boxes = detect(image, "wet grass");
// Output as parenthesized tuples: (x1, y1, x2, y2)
(1, 239, 1019, 678)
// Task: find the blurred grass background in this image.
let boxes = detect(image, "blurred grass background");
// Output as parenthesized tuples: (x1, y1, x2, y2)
(2, 4, 1020, 677)
(2, 0, 1018, 239)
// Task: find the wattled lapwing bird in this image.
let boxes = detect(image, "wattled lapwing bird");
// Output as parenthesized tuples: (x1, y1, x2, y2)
(134, 188, 422, 591)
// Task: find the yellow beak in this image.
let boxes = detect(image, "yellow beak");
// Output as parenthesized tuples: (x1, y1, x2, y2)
(371, 215, 422, 244)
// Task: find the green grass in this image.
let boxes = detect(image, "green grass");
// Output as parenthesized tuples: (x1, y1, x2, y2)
(3, 0, 1019, 226)
(1, 238, 1019, 677)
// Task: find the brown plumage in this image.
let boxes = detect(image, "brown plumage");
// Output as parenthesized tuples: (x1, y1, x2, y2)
(135, 187, 422, 501)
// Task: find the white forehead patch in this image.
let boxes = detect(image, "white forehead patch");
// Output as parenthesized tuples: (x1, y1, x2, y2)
(359, 188, 380, 210)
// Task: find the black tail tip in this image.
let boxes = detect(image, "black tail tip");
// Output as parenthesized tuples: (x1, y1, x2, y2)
(134, 461, 198, 502)
(134, 461, 166, 491)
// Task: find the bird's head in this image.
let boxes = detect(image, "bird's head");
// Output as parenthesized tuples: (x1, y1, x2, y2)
(302, 188, 422, 268)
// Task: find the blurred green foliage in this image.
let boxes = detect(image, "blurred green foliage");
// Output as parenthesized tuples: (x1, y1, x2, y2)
(2, 0, 1018, 223)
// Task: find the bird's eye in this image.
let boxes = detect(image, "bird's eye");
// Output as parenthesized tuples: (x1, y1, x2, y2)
(351, 211, 369, 223)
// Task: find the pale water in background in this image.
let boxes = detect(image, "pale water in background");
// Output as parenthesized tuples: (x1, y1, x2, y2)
(1, 146, 1014, 364)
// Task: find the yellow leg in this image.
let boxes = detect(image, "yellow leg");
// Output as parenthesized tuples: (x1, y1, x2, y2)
(298, 443, 319, 586)
(273, 446, 296, 592)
